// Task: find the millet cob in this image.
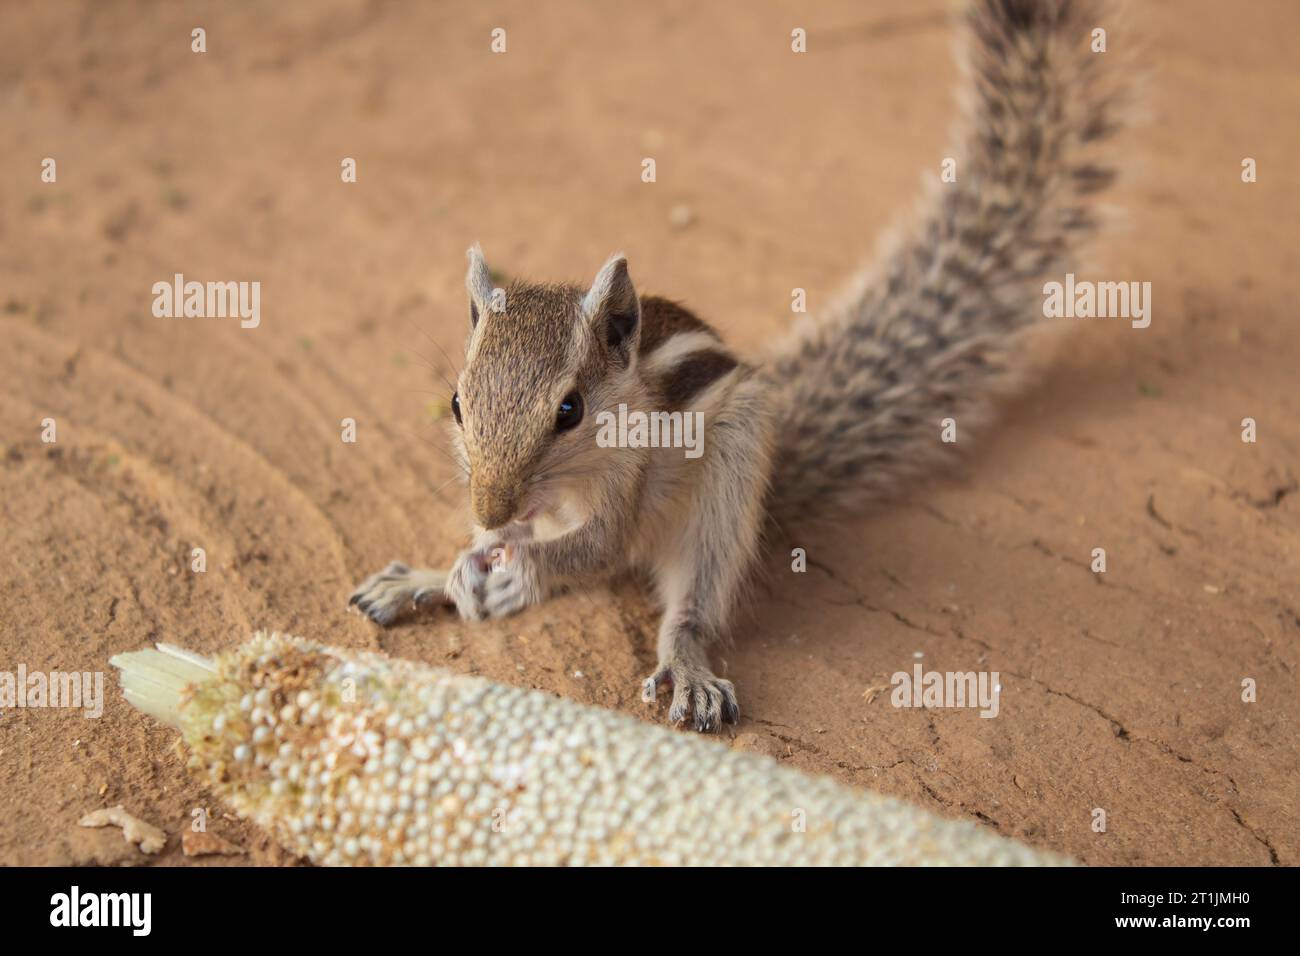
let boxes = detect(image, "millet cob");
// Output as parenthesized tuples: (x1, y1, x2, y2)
(110, 630, 1069, 866)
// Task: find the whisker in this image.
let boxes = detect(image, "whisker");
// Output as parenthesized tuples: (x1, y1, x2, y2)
(420, 331, 464, 383)
(403, 318, 461, 387)
(404, 347, 457, 394)
(563, 580, 605, 614)
(402, 428, 469, 474)
(532, 466, 591, 485)
(427, 470, 469, 500)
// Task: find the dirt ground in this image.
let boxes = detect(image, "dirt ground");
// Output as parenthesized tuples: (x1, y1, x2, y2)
(1, 0, 1296, 867)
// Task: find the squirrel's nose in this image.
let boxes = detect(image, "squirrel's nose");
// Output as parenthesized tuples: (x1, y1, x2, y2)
(471, 482, 518, 531)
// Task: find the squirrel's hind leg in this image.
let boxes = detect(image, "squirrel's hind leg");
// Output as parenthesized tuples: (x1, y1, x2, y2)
(348, 561, 450, 625)
(642, 376, 774, 731)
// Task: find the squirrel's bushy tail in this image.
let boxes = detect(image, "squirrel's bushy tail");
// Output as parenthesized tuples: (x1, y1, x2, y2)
(767, 0, 1124, 525)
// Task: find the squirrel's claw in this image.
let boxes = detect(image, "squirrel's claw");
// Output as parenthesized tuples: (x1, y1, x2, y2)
(643, 660, 739, 733)
(349, 561, 448, 626)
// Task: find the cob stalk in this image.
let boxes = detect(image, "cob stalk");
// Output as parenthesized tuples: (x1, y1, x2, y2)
(110, 631, 1070, 866)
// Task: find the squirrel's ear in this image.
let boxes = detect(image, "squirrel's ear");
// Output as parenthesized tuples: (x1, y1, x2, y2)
(465, 244, 494, 328)
(582, 253, 640, 364)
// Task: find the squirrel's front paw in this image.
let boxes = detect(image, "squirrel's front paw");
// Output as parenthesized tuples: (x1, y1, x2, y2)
(446, 549, 491, 621)
(348, 561, 446, 626)
(642, 657, 739, 733)
(483, 550, 544, 618)
(449, 545, 545, 620)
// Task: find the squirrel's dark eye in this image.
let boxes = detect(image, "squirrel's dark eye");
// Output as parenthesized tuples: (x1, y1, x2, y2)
(555, 391, 583, 432)
(451, 392, 462, 426)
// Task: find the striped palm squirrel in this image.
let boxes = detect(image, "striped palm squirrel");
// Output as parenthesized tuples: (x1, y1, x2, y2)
(350, 0, 1124, 731)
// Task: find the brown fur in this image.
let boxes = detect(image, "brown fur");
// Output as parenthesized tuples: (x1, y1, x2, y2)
(350, 0, 1126, 733)
(637, 296, 717, 353)
(767, 0, 1124, 525)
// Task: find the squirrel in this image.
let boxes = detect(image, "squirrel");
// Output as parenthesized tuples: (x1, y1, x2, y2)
(349, 0, 1124, 731)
